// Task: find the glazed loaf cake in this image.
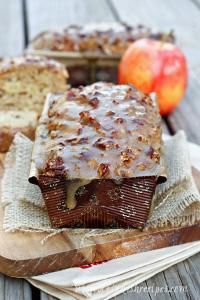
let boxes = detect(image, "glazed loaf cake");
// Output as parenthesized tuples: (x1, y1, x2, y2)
(29, 82, 166, 229)
(28, 23, 175, 55)
(0, 111, 37, 152)
(0, 56, 68, 114)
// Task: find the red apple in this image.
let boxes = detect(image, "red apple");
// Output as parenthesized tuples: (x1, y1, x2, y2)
(118, 38, 188, 116)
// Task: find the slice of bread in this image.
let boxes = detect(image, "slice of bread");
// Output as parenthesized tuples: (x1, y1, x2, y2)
(0, 111, 38, 152)
(0, 56, 68, 114)
(0, 56, 68, 152)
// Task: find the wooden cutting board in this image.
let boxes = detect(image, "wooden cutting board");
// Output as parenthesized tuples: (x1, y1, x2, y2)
(0, 155, 199, 278)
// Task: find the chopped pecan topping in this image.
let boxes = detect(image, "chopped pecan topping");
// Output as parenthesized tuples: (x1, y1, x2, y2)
(45, 156, 66, 176)
(120, 148, 135, 166)
(50, 131, 58, 139)
(79, 111, 100, 129)
(111, 130, 119, 138)
(58, 141, 65, 147)
(57, 123, 68, 130)
(94, 138, 118, 150)
(113, 99, 119, 104)
(146, 146, 160, 162)
(137, 162, 146, 171)
(93, 91, 102, 97)
(79, 111, 90, 124)
(48, 121, 58, 131)
(137, 135, 148, 143)
(89, 97, 99, 108)
(65, 136, 88, 145)
(48, 110, 55, 118)
(115, 117, 124, 124)
(77, 127, 83, 135)
(141, 95, 153, 106)
(97, 163, 110, 177)
(106, 111, 115, 116)
(77, 93, 88, 103)
(55, 111, 62, 118)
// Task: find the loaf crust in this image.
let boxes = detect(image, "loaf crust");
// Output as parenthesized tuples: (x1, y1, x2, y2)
(0, 56, 68, 114)
(29, 83, 166, 229)
(28, 23, 175, 55)
(30, 83, 165, 180)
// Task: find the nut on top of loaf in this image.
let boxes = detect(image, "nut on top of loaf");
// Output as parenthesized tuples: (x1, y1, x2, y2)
(0, 55, 68, 75)
(0, 56, 68, 114)
(28, 23, 175, 55)
(32, 82, 165, 181)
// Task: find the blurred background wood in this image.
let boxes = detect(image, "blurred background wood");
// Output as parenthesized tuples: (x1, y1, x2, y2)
(0, 0, 24, 56)
(0, 0, 199, 299)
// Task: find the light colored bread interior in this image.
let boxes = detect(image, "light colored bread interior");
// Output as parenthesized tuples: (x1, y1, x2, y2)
(0, 110, 38, 152)
(0, 110, 38, 127)
(0, 65, 67, 114)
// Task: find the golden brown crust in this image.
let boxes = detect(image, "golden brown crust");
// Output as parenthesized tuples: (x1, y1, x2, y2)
(0, 55, 68, 78)
(28, 23, 175, 56)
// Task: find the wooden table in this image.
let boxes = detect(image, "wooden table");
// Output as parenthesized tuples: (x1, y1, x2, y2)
(0, 0, 200, 299)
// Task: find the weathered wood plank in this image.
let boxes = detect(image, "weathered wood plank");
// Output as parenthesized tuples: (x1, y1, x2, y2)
(111, 0, 200, 144)
(41, 291, 57, 300)
(1, 277, 32, 300)
(26, 0, 116, 40)
(167, 71, 200, 144)
(0, 274, 5, 300)
(145, 272, 173, 300)
(176, 254, 200, 299)
(0, 0, 24, 56)
(0, 0, 33, 298)
(163, 265, 191, 300)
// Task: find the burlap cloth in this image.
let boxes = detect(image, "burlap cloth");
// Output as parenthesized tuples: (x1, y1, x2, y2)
(1, 131, 200, 237)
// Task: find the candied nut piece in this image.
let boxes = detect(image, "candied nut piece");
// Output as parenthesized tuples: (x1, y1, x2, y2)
(115, 117, 124, 124)
(137, 162, 146, 171)
(79, 111, 100, 129)
(120, 148, 136, 166)
(65, 136, 88, 145)
(89, 97, 99, 108)
(106, 111, 115, 116)
(146, 146, 160, 162)
(97, 163, 110, 177)
(45, 156, 66, 176)
(50, 131, 58, 139)
(28, 22, 175, 56)
(137, 135, 148, 143)
(94, 138, 118, 150)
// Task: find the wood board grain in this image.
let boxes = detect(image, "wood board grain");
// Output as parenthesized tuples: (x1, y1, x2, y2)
(26, 0, 116, 40)
(0, 0, 24, 56)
